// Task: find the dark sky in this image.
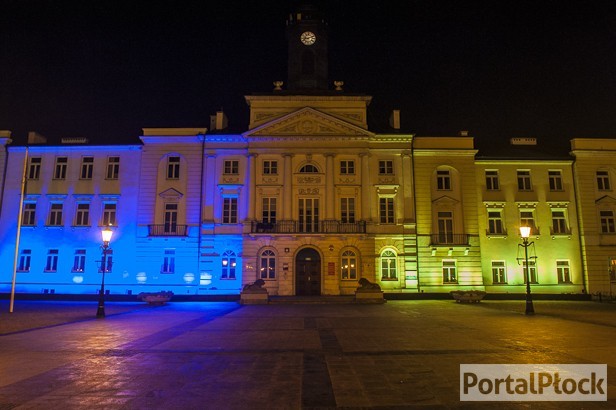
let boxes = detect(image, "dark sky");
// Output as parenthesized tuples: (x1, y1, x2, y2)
(1, 0, 616, 148)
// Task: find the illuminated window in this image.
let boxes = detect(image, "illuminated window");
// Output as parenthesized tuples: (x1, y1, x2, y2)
(22, 203, 36, 226)
(263, 160, 278, 175)
(551, 210, 568, 235)
(485, 170, 499, 190)
(340, 198, 355, 223)
(487, 210, 504, 234)
(548, 170, 563, 191)
(519, 210, 536, 233)
(442, 260, 457, 283)
(379, 198, 394, 224)
(378, 160, 394, 175)
(380, 250, 397, 280)
(75, 203, 90, 226)
(259, 250, 276, 279)
(491, 261, 507, 284)
(28, 157, 41, 180)
(162, 249, 175, 274)
(437, 170, 451, 190)
(600, 210, 615, 233)
(72, 249, 86, 272)
(48, 203, 63, 226)
(341, 250, 357, 280)
(167, 156, 180, 179)
(106, 157, 120, 179)
(298, 198, 319, 232)
(262, 197, 277, 223)
(556, 260, 571, 283)
(224, 160, 239, 174)
(597, 170, 611, 191)
(102, 203, 117, 226)
(437, 211, 454, 243)
(80, 157, 93, 180)
(18, 249, 31, 272)
(45, 249, 59, 272)
(98, 249, 113, 273)
(222, 250, 236, 279)
(517, 170, 532, 191)
(299, 164, 319, 173)
(53, 157, 68, 180)
(523, 260, 537, 284)
(223, 198, 238, 224)
(340, 160, 355, 175)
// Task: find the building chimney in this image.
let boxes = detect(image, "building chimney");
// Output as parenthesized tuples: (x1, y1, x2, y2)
(459, 130, 469, 137)
(389, 110, 401, 130)
(27, 131, 47, 144)
(209, 111, 229, 131)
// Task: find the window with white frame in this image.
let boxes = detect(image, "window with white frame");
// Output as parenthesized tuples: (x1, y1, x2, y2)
(600, 210, 616, 233)
(45, 249, 59, 272)
(54, 157, 68, 180)
(379, 197, 394, 224)
(48, 203, 63, 226)
(442, 260, 457, 283)
(223, 198, 238, 224)
(80, 157, 93, 180)
(492, 261, 507, 284)
(167, 156, 180, 179)
(18, 249, 31, 272)
(485, 170, 499, 190)
(224, 160, 239, 174)
(341, 250, 357, 280)
(340, 197, 355, 223)
(597, 170, 611, 191)
(517, 170, 532, 191)
(221, 250, 236, 279)
(259, 249, 276, 279)
(556, 260, 571, 283)
(162, 249, 175, 274)
(261, 197, 276, 224)
(548, 170, 563, 191)
(487, 210, 505, 234)
(72, 249, 86, 272)
(378, 160, 394, 175)
(523, 260, 537, 284)
(519, 209, 537, 233)
(106, 156, 120, 179)
(22, 203, 36, 226)
(340, 160, 355, 175)
(28, 157, 41, 180)
(551, 209, 568, 235)
(102, 203, 117, 226)
(380, 250, 397, 280)
(75, 203, 90, 226)
(436, 169, 451, 190)
(263, 160, 278, 175)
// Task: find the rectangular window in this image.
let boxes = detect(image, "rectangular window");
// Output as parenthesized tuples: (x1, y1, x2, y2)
(379, 197, 394, 224)
(548, 170, 563, 191)
(340, 197, 355, 223)
(54, 157, 68, 180)
(551, 210, 568, 235)
(48, 203, 63, 226)
(517, 170, 532, 191)
(437, 211, 454, 243)
(45, 249, 59, 272)
(260, 250, 276, 279)
(22, 203, 36, 226)
(492, 261, 507, 284)
(378, 160, 394, 175)
(223, 198, 238, 224)
(18, 249, 32, 272)
(557, 260, 571, 283)
(72, 249, 86, 272)
(162, 249, 175, 274)
(341, 251, 357, 280)
(99, 249, 113, 273)
(523, 260, 537, 284)
(263, 160, 278, 175)
(380, 250, 397, 280)
(487, 210, 504, 234)
(597, 170, 611, 191)
(340, 160, 355, 175)
(485, 170, 499, 191)
(224, 160, 239, 175)
(442, 260, 457, 283)
(106, 156, 120, 179)
(262, 197, 277, 223)
(437, 170, 451, 190)
(28, 157, 41, 180)
(80, 157, 94, 180)
(298, 198, 319, 232)
(75, 203, 90, 226)
(519, 210, 536, 233)
(102, 203, 117, 226)
(222, 253, 236, 279)
(164, 203, 178, 233)
(600, 210, 616, 233)
(167, 156, 180, 179)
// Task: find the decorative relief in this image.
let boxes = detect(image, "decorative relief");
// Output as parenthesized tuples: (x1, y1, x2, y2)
(299, 188, 319, 195)
(378, 176, 396, 184)
(222, 176, 240, 184)
(338, 177, 357, 184)
(297, 176, 321, 184)
(261, 176, 279, 184)
(301, 120, 315, 134)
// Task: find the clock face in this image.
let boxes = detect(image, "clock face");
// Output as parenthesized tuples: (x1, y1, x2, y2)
(300, 31, 316, 45)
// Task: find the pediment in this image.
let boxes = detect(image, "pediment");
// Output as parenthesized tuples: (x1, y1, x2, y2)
(243, 107, 374, 139)
(596, 195, 616, 205)
(432, 195, 460, 206)
(159, 188, 183, 200)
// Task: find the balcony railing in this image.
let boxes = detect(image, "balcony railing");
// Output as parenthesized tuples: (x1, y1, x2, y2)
(251, 220, 366, 234)
(430, 234, 470, 245)
(148, 224, 188, 236)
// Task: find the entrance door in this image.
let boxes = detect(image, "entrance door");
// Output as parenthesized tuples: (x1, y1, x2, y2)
(295, 248, 321, 296)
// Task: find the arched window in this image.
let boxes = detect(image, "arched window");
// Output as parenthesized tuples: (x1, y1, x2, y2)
(341, 250, 357, 280)
(259, 250, 276, 279)
(299, 164, 319, 173)
(222, 250, 237, 279)
(380, 250, 397, 280)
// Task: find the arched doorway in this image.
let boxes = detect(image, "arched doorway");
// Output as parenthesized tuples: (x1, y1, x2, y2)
(295, 248, 321, 296)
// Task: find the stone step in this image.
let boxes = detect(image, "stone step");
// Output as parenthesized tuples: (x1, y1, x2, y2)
(268, 295, 356, 304)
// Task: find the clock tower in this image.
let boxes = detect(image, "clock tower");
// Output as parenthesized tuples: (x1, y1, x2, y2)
(286, 4, 328, 91)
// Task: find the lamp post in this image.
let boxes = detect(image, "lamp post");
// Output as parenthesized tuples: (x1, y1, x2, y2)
(96, 226, 113, 318)
(519, 226, 535, 315)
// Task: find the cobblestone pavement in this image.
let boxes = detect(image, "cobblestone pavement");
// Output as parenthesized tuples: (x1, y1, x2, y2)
(0, 300, 615, 409)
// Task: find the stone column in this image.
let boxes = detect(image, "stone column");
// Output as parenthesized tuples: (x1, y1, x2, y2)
(203, 153, 216, 223)
(246, 153, 257, 221)
(325, 153, 335, 220)
(283, 153, 293, 220)
(360, 152, 371, 221)
(401, 150, 414, 222)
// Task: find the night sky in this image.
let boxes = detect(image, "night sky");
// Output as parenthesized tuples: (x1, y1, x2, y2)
(1, 0, 616, 149)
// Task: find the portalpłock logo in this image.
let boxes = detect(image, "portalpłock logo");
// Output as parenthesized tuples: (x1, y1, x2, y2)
(460, 364, 606, 401)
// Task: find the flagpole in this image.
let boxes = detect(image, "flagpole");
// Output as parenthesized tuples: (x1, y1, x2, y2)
(10, 147, 28, 313)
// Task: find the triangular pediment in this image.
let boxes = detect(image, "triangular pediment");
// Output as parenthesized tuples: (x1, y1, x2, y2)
(243, 107, 374, 139)
(596, 195, 616, 205)
(432, 195, 460, 206)
(159, 188, 183, 200)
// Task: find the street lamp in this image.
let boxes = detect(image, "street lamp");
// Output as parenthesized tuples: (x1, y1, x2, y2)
(519, 226, 535, 315)
(96, 226, 113, 318)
